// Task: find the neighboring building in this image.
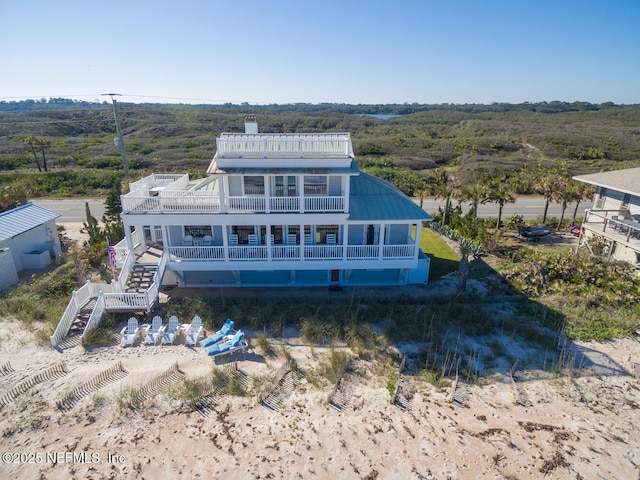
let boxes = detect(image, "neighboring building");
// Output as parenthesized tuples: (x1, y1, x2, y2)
(573, 167, 640, 268)
(0, 203, 62, 289)
(117, 117, 432, 289)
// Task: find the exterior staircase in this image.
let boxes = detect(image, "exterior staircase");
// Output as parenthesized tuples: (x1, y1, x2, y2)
(125, 265, 157, 292)
(50, 246, 168, 349)
(67, 299, 97, 337)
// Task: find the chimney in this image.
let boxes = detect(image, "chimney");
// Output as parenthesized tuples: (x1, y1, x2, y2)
(244, 115, 258, 134)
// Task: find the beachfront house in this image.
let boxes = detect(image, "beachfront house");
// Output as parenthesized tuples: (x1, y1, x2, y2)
(119, 116, 432, 289)
(0, 203, 62, 290)
(573, 167, 640, 268)
(51, 117, 432, 346)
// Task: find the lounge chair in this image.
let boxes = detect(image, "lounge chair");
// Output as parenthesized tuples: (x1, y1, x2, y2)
(144, 315, 164, 345)
(161, 316, 180, 345)
(206, 330, 248, 358)
(203, 235, 213, 246)
(184, 316, 203, 347)
(183, 235, 193, 246)
(200, 318, 235, 347)
(120, 317, 140, 347)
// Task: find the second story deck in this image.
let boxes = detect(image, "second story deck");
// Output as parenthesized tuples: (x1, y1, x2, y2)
(122, 173, 348, 214)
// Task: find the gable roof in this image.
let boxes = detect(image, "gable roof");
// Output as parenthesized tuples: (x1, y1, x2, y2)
(349, 172, 432, 221)
(573, 167, 640, 197)
(0, 203, 60, 242)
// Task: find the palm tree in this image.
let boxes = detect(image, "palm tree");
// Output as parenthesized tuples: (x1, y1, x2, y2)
(458, 183, 488, 216)
(569, 182, 595, 227)
(485, 173, 516, 229)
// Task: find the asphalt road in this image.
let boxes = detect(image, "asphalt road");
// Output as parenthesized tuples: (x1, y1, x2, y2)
(33, 199, 106, 223)
(33, 196, 586, 224)
(415, 197, 584, 221)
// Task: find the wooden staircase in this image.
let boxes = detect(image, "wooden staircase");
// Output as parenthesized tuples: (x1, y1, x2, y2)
(68, 299, 96, 337)
(125, 265, 157, 292)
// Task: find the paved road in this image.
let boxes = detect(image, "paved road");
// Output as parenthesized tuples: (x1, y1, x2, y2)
(33, 196, 587, 223)
(32, 199, 106, 223)
(415, 197, 585, 221)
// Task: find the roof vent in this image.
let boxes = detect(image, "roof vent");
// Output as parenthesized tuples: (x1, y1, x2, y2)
(244, 115, 258, 134)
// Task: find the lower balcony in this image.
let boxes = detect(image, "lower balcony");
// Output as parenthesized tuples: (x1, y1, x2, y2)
(167, 244, 417, 263)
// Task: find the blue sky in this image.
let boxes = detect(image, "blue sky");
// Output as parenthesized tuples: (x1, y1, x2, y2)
(1, 0, 638, 105)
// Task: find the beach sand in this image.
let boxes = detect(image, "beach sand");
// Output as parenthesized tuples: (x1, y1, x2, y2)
(1, 315, 639, 480)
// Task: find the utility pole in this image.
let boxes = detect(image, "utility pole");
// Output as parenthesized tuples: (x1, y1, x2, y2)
(103, 93, 130, 180)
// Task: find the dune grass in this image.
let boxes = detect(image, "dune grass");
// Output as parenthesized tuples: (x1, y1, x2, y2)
(420, 227, 460, 282)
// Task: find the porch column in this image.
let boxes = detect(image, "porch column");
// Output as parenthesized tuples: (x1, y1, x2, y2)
(378, 224, 385, 260)
(264, 176, 271, 214)
(300, 223, 305, 261)
(299, 175, 305, 213)
(267, 225, 272, 261)
(343, 176, 350, 213)
(219, 176, 226, 214)
(222, 225, 229, 261)
(414, 223, 421, 260)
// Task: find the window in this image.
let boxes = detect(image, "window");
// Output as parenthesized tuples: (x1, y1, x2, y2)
(244, 176, 265, 195)
(304, 175, 327, 195)
(185, 226, 212, 238)
(273, 176, 297, 197)
(315, 225, 339, 243)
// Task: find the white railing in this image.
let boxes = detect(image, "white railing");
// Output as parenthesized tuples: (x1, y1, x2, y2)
(80, 292, 106, 339)
(304, 245, 343, 259)
(121, 194, 221, 213)
(116, 249, 135, 292)
(383, 245, 415, 258)
(347, 245, 379, 259)
(169, 246, 225, 261)
(50, 280, 95, 347)
(103, 293, 150, 311)
(228, 246, 268, 260)
(226, 196, 265, 212)
(304, 196, 344, 212)
(272, 246, 301, 260)
(270, 197, 300, 212)
(216, 134, 351, 158)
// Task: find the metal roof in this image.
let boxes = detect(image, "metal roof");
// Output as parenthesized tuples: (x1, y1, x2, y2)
(349, 172, 432, 222)
(573, 167, 640, 197)
(0, 203, 60, 242)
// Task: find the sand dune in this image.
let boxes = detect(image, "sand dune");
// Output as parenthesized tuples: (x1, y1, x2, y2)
(1, 319, 639, 479)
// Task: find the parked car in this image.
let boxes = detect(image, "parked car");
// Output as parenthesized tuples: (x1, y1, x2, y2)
(570, 225, 581, 237)
(520, 225, 555, 241)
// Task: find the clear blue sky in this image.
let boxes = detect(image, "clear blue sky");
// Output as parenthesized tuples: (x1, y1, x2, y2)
(1, 0, 639, 105)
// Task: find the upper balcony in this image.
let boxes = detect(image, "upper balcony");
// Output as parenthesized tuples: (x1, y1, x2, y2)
(122, 174, 347, 215)
(582, 209, 640, 253)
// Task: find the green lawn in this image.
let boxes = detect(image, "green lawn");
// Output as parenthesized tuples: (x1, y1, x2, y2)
(420, 228, 460, 282)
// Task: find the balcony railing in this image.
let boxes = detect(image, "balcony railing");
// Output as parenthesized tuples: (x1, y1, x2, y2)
(122, 193, 346, 213)
(167, 244, 417, 262)
(583, 209, 640, 248)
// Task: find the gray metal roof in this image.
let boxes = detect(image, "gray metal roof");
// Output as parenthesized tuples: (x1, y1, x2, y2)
(349, 172, 432, 222)
(0, 203, 60, 242)
(573, 167, 640, 196)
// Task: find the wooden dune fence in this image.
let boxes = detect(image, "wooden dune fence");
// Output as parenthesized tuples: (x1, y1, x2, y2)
(132, 362, 184, 404)
(0, 363, 68, 408)
(57, 362, 128, 411)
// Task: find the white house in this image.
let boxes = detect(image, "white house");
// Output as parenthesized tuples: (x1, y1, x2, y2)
(116, 117, 432, 289)
(0, 203, 62, 289)
(50, 118, 433, 347)
(573, 167, 640, 268)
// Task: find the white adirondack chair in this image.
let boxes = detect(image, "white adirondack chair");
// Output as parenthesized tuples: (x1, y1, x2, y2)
(161, 316, 180, 345)
(184, 315, 203, 347)
(120, 317, 140, 347)
(144, 315, 164, 345)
